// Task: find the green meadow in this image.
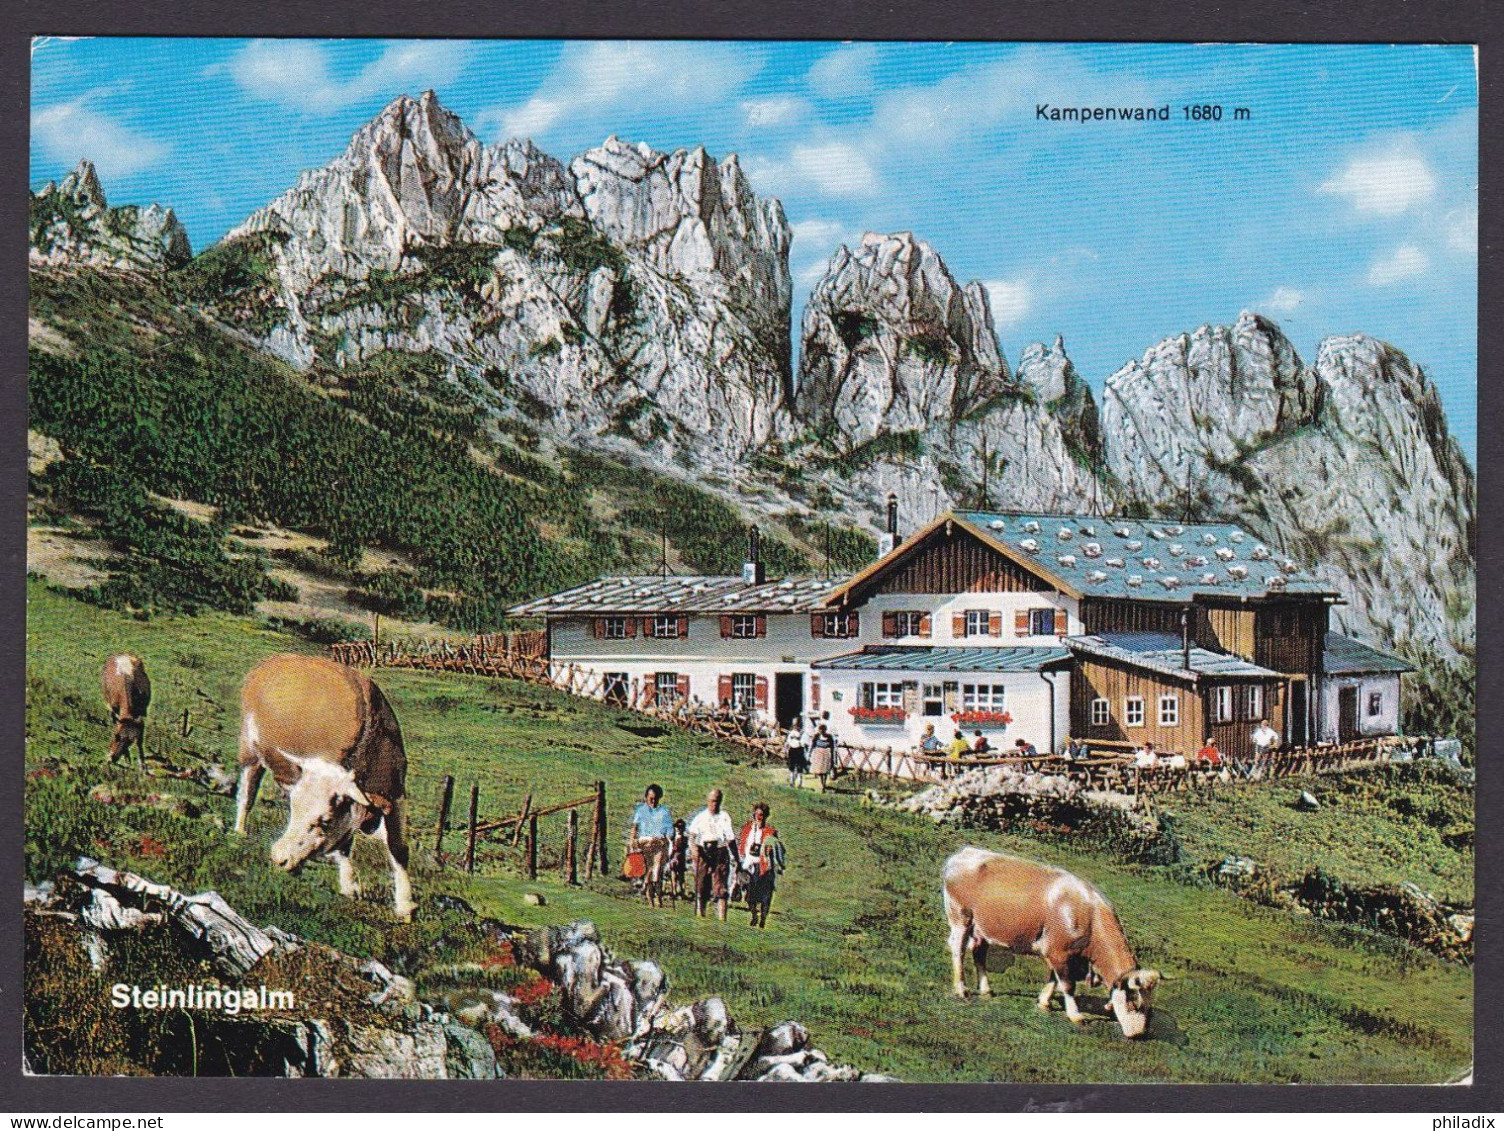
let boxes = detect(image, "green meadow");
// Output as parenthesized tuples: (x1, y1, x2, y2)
(24, 580, 1472, 1083)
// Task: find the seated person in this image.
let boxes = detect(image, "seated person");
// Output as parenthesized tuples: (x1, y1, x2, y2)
(1013, 737, 1039, 758)
(947, 730, 972, 760)
(919, 723, 944, 754)
(1133, 741, 1160, 769)
(971, 730, 991, 754)
(1061, 735, 1090, 761)
(1196, 737, 1221, 766)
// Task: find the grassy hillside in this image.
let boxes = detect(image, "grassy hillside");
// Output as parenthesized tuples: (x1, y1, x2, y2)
(27, 268, 874, 632)
(24, 581, 1472, 1083)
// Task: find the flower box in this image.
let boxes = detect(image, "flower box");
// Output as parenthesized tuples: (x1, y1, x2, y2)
(849, 706, 906, 724)
(950, 710, 1012, 727)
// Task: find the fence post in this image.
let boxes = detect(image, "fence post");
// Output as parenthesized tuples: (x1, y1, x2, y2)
(527, 813, 539, 881)
(567, 806, 579, 885)
(465, 783, 480, 875)
(595, 781, 609, 876)
(434, 774, 454, 863)
(511, 792, 533, 848)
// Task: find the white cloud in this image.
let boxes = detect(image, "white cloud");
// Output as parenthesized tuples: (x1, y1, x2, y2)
(487, 41, 759, 142)
(740, 96, 805, 128)
(1366, 245, 1430, 286)
(806, 43, 879, 100)
(983, 278, 1033, 327)
(226, 39, 470, 114)
(790, 142, 878, 198)
(31, 95, 167, 180)
(1444, 201, 1477, 254)
(1260, 287, 1305, 315)
(1319, 140, 1437, 217)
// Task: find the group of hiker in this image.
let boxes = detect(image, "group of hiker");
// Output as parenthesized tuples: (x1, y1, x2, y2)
(626, 784, 786, 927)
(779, 715, 838, 791)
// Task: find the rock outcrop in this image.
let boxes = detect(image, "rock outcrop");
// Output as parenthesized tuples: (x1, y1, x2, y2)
(790, 233, 1104, 524)
(1103, 313, 1475, 663)
(29, 160, 191, 272)
(217, 92, 791, 469)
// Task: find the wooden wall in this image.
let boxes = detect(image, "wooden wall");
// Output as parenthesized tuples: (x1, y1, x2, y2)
(1254, 600, 1328, 676)
(864, 527, 1050, 596)
(1199, 603, 1256, 660)
(1080, 598, 1184, 636)
(1070, 657, 1203, 754)
(1083, 595, 1329, 679)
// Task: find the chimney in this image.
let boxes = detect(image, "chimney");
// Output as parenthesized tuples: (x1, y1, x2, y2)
(877, 493, 899, 557)
(742, 525, 765, 585)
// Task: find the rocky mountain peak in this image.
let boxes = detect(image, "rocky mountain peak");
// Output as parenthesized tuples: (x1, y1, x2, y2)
(29, 158, 190, 272)
(793, 231, 1009, 447)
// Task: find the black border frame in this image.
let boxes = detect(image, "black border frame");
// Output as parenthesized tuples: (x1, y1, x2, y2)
(2, 0, 1495, 1112)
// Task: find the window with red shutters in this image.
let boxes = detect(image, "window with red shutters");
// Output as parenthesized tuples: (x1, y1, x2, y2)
(718, 674, 734, 706)
(755, 615, 767, 638)
(952, 613, 967, 637)
(882, 611, 899, 638)
(755, 676, 769, 710)
(988, 611, 1003, 636)
(677, 615, 689, 638)
(720, 615, 734, 638)
(1014, 610, 1030, 637)
(918, 612, 932, 637)
(641, 616, 655, 638)
(811, 613, 827, 638)
(624, 618, 638, 638)
(1053, 609, 1068, 636)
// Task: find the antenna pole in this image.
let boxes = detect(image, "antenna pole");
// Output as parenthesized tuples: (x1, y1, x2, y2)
(660, 523, 669, 578)
(824, 523, 832, 579)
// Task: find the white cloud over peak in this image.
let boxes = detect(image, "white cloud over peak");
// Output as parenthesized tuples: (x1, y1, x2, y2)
(488, 41, 758, 143)
(1319, 139, 1437, 217)
(740, 96, 805, 128)
(1444, 201, 1477, 255)
(32, 95, 167, 180)
(1260, 287, 1306, 315)
(806, 43, 878, 100)
(983, 278, 1033, 327)
(1367, 245, 1429, 286)
(225, 39, 470, 114)
(790, 142, 879, 198)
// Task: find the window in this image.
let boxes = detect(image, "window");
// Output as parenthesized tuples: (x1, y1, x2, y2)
(964, 609, 991, 637)
(1124, 697, 1145, 727)
(731, 672, 756, 709)
(649, 615, 682, 639)
(1244, 684, 1263, 721)
(1030, 608, 1057, 636)
(1090, 697, 1110, 726)
(860, 681, 905, 708)
(1367, 691, 1384, 718)
(923, 683, 945, 717)
(892, 610, 928, 637)
(812, 613, 860, 640)
(730, 615, 760, 639)
(1159, 694, 1179, 727)
(1213, 686, 1233, 724)
(602, 616, 628, 639)
(962, 683, 1007, 712)
(655, 672, 682, 703)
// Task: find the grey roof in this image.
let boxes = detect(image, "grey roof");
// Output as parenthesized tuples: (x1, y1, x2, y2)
(951, 510, 1339, 602)
(813, 645, 1071, 673)
(1324, 632, 1413, 675)
(1066, 632, 1282, 682)
(508, 574, 848, 616)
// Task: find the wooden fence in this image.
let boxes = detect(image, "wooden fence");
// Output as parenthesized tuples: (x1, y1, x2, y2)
(431, 773, 608, 883)
(331, 637, 1420, 802)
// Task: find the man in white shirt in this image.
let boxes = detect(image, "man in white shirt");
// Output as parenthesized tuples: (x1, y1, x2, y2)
(687, 788, 737, 920)
(1133, 741, 1159, 770)
(1250, 718, 1280, 775)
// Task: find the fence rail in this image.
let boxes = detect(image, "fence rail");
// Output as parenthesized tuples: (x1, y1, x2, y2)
(331, 637, 1424, 802)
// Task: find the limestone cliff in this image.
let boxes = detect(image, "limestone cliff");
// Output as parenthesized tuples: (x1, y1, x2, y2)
(29, 160, 191, 272)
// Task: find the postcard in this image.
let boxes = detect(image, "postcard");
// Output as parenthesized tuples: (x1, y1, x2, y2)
(23, 38, 1476, 1085)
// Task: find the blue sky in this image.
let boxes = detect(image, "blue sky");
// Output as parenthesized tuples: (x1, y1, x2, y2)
(30, 38, 1478, 460)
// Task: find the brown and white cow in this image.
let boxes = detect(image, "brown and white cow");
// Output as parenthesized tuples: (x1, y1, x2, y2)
(233, 654, 414, 921)
(101, 654, 151, 768)
(943, 846, 1161, 1038)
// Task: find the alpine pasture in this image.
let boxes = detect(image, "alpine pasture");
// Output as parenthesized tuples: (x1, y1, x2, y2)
(24, 581, 1472, 1083)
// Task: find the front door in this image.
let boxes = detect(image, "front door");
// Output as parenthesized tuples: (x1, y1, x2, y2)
(1338, 686, 1358, 743)
(775, 672, 804, 729)
(1288, 680, 1308, 747)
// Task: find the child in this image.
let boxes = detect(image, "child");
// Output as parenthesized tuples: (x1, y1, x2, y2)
(667, 818, 690, 901)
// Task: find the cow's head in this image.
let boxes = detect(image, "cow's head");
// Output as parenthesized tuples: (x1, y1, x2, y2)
(108, 718, 144, 761)
(1109, 969, 1160, 1039)
(267, 752, 372, 873)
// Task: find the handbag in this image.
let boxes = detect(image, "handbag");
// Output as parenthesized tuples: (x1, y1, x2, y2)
(623, 849, 646, 879)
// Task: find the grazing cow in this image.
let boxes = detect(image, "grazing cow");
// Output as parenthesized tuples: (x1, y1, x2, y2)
(101, 654, 151, 768)
(942, 846, 1161, 1038)
(233, 654, 414, 921)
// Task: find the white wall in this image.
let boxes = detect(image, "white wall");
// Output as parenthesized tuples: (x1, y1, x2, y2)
(817, 668, 1070, 753)
(1319, 674, 1402, 741)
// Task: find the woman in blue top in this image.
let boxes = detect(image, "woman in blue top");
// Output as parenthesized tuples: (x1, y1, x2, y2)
(630, 783, 674, 908)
